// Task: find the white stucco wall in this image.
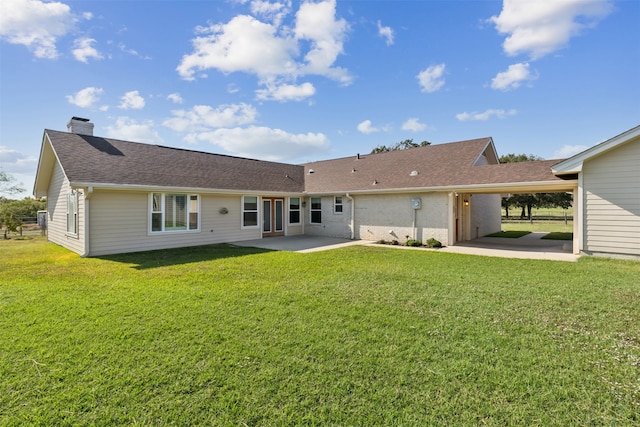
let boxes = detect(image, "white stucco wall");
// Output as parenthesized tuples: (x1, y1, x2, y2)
(304, 195, 352, 239)
(470, 193, 502, 239)
(353, 193, 450, 244)
(582, 138, 640, 258)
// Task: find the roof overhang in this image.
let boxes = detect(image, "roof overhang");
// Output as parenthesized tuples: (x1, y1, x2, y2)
(552, 125, 640, 176)
(69, 182, 303, 197)
(305, 179, 577, 196)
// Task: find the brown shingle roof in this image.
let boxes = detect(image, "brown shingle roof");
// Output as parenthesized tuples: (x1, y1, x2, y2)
(45, 129, 305, 193)
(45, 130, 567, 194)
(303, 138, 566, 193)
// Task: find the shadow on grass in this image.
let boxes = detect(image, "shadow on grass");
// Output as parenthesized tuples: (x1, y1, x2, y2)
(99, 243, 275, 270)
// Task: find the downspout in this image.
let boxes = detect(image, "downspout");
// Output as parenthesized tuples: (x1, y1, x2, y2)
(81, 186, 92, 257)
(345, 193, 355, 240)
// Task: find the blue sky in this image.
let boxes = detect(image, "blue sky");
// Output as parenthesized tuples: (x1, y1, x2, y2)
(1, 0, 638, 198)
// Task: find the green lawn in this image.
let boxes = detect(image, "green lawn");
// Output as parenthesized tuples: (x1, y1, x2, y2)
(1, 238, 639, 425)
(502, 220, 573, 233)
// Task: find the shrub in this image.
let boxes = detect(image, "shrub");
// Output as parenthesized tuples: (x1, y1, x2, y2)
(406, 239, 422, 247)
(426, 237, 442, 248)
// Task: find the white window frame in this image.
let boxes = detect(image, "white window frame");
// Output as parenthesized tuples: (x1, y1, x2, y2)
(288, 197, 301, 225)
(334, 196, 343, 214)
(310, 197, 322, 224)
(149, 193, 200, 233)
(242, 195, 259, 229)
(66, 190, 78, 236)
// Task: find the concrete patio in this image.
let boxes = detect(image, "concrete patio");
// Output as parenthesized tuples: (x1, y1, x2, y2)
(231, 233, 580, 261)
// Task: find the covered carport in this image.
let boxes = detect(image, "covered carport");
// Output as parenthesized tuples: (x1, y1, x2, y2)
(446, 159, 578, 254)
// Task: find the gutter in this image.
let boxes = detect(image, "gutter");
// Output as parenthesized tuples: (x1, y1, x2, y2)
(345, 193, 355, 240)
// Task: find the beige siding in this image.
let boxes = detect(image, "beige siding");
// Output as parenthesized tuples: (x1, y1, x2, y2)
(88, 192, 261, 256)
(583, 139, 640, 257)
(46, 161, 85, 255)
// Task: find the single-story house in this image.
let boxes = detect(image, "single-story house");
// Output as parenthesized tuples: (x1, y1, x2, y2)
(552, 125, 640, 259)
(33, 117, 635, 259)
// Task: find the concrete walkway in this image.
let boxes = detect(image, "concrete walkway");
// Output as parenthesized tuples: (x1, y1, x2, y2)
(231, 235, 367, 253)
(231, 232, 580, 261)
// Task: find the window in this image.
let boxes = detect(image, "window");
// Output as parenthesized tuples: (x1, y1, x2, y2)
(289, 197, 301, 224)
(242, 196, 258, 227)
(66, 190, 78, 235)
(334, 196, 343, 214)
(310, 197, 322, 224)
(150, 193, 199, 233)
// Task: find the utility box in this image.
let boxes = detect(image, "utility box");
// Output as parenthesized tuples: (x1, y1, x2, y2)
(411, 198, 422, 210)
(37, 211, 47, 227)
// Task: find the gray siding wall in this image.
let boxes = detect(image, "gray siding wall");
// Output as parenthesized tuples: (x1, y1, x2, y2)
(88, 192, 261, 256)
(583, 139, 640, 257)
(46, 161, 85, 255)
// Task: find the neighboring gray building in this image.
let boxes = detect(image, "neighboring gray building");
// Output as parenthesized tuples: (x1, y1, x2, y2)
(35, 117, 586, 257)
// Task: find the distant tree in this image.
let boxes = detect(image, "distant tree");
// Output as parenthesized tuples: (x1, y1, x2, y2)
(499, 153, 572, 219)
(0, 171, 25, 196)
(371, 139, 431, 153)
(0, 197, 46, 239)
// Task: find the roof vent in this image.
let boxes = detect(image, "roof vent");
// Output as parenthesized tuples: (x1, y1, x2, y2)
(410, 170, 418, 176)
(67, 117, 94, 136)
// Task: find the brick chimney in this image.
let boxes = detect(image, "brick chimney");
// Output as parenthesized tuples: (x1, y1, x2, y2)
(67, 117, 94, 136)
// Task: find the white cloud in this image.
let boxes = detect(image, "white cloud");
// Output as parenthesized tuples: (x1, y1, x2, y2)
(66, 87, 104, 108)
(456, 109, 517, 121)
(189, 126, 330, 162)
(177, 0, 351, 90)
(177, 14, 298, 80)
(294, 0, 350, 83)
(255, 82, 315, 101)
(491, 62, 537, 91)
(119, 90, 145, 110)
(357, 120, 380, 134)
(104, 117, 163, 144)
(402, 118, 427, 132)
(117, 43, 150, 60)
(377, 20, 394, 46)
(72, 37, 103, 63)
(417, 64, 446, 93)
(553, 144, 589, 158)
(0, 146, 38, 174)
(163, 103, 258, 132)
(167, 93, 183, 104)
(0, 0, 76, 59)
(250, 0, 291, 26)
(489, 0, 613, 59)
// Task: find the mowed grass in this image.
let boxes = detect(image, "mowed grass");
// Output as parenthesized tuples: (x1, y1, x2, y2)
(1, 238, 639, 426)
(502, 220, 573, 233)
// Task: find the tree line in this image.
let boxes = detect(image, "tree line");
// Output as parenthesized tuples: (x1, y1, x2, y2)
(1, 171, 46, 238)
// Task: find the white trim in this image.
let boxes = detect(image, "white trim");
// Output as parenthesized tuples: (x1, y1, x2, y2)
(288, 196, 301, 225)
(305, 180, 575, 196)
(148, 192, 200, 234)
(552, 125, 640, 174)
(241, 195, 260, 229)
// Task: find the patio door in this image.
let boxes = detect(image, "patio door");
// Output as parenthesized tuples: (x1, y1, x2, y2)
(263, 198, 284, 237)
